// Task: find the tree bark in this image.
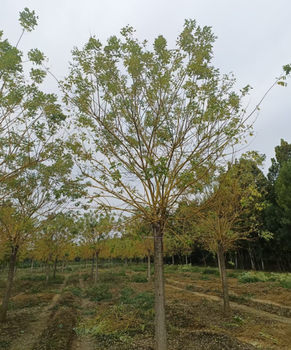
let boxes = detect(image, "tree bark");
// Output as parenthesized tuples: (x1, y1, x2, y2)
(0, 245, 18, 322)
(91, 253, 95, 279)
(217, 242, 230, 314)
(147, 250, 151, 283)
(153, 223, 167, 350)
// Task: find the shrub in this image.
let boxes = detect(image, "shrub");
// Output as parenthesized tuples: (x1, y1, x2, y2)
(202, 267, 220, 276)
(85, 284, 112, 301)
(131, 274, 147, 283)
(238, 272, 261, 283)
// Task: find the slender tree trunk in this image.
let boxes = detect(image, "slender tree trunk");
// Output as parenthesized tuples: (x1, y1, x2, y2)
(217, 242, 230, 314)
(147, 250, 151, 283)
(172, 254, 174, 265)
(30, 259, 34, 274)
(235, 253, 238, 270)
(46, 254, 52, 286)
(248, 245, 256, 271)
(53, 257, 58, 280)
(94, 252, 99, 284)
(185, 254, 188, 265)
(61, 258, 65, 273)
(91, 253, 95, 279)
(124, 257, 128, 266)
(0, 245, 18, 322)
(153, 223, 167, 350)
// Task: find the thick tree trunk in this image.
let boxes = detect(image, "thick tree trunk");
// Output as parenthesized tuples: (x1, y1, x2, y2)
(94, 252, 99, 284)
(153, 223, 167, 350)
(147, 251, 151, 283)
(0, 245, 18, 322)
(91, 253, 95, 279)
(217, 242, 230, 314)
(53, 257, 58, 279)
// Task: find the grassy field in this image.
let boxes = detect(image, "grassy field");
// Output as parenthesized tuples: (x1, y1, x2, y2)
(0, 263, 291, 349)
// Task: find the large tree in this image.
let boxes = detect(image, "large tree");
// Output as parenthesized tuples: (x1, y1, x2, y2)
(63, 20, 287, 349)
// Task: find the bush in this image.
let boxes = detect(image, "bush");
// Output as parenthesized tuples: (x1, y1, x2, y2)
(131, 274, 147, 283)
(85, 284, 112, 301)
(202, 267, 220, 276)
(21, 274, 46, 281)
(119, 287, 154, 310)
(238, 272, 262, 283)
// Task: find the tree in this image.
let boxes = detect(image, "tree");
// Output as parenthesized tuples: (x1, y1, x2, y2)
(197, 155, 269, 313)
(63, 20, 286, 349)
(0, 8, 83, 322)
(80, 211, 113, 283)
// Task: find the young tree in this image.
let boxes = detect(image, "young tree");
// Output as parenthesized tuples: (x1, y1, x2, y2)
(63, 21, 287, 349)
(80, 211, 113, 283)
(197, 156, 268, 313)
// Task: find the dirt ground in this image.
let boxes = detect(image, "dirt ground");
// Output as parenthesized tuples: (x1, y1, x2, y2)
(0, 265, 291, 349)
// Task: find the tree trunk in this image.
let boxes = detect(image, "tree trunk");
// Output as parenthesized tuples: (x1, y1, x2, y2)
(147, 251, 151, 283)
(172, 254, 174, 265)
(94, 252, 99, 284)
(235, 253, 238, 270)
(53, 257, 58, 279)
(125, 257, 128, 266)
(91, 253, 95, 279)
(217, 242, 230, 314)
(153, 223, 167, 350)
(0, 245, 18, 322)
(248, 245, 256, 271)
(46, 254, 52, 286)
(185, 254, 188, 265)
(30, 259, 34, 274)
(61, 258, 65, 273)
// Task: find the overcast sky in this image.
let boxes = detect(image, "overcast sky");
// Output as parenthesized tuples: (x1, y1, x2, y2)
(1, 0, 290, 172)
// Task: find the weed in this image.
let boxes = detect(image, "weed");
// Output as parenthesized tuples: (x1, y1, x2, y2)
(238, 272, 261, 283)
(131, 274, 147, 283)
(85, 284, 112, 301)
(202, 267, 219, 276)
(200, 275, 210, 281)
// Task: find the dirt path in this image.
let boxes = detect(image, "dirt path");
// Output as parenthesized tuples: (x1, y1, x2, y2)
(9, 276, 68, 350)
(70, 277, 95, 350)
(166, 283, 291, 325)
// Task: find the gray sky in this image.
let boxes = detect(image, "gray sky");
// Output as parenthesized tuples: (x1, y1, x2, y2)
(1, 0, 291, 171)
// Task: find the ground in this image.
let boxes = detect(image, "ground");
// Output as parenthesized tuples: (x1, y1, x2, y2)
(0, 263, 291, 349)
